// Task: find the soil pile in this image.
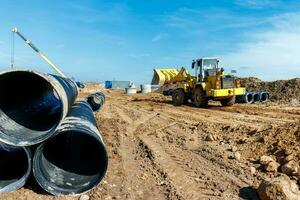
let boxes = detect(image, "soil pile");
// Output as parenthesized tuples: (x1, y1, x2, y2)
(245, 121, 300, 166)
(240, 77, 300, 104)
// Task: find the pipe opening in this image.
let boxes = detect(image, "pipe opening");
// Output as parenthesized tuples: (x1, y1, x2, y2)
(86, 96, 101, 112)
(35, 131, 107, 194)
(85, 93, 105, 112)
(0, 71, 63, 143)
(0, 144, 30, 192)
(260, 92, 269, 102)
(253, 93, 261, 103)
(245, 93, 253, 103)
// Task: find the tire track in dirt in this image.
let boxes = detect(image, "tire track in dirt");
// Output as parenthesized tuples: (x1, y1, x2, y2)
(130, 97, 297, 128)
(138, 135, 211, 200)
(137, 120, 258, 200)
(112, 105, 174, 199)
(156, 106, 296, 131)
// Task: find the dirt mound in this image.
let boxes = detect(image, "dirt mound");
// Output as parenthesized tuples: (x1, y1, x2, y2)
(240, 77, 300, 105)
(246, 121, 300, 166)
(80, 82, 104, 94)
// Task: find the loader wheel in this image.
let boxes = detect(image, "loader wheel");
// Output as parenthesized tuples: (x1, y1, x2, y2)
(220, 96, 236, 106)
(184, 96, 189, 104)
(172, 89, 185, 106)
(193, 87, 208, 108)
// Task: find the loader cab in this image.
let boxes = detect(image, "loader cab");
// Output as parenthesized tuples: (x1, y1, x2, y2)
(192, 57, 219, 82)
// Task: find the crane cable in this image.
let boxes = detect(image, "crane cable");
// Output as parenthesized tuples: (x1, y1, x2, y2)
(11, 31, 15, 69)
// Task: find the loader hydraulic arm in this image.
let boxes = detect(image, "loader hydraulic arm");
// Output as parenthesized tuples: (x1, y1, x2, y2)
(11, 27, 66, 77)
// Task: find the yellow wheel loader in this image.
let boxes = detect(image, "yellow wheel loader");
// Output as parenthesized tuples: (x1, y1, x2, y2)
(152, 57, 246, 107)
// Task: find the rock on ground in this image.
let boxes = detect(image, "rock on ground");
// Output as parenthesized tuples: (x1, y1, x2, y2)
(265, 161, 280, 172)
(260, 155, 275, 165)
(281, 161, 298, 176)
(258, 174, 300, 200)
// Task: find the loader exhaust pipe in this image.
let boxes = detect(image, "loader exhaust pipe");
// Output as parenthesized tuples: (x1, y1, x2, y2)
(260, 92, 269, 102)
(0, 142, 31, 193)
(0, 69, 78, 146)
(252, 92, 261, 103)
(33, 101, 108, 195)
(85, 92, 105, 112)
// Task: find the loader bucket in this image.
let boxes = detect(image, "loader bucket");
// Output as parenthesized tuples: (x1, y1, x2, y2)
(151, 69, 180, 85)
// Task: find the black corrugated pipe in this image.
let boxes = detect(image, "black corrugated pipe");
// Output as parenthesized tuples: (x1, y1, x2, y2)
(33, 101, 108, 195)
(252, 92, 261, 103)
(236, 92, 254, 104)
(0, 142, 31, 192)
(0, 69, 78, 146)
(260, 92, 270, 102)
(85, 92, 105, 112)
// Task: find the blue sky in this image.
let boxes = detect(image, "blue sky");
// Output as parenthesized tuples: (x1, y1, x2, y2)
(0, 0, 300, 83)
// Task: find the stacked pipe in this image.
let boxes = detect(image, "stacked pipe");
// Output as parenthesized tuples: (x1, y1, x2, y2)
(0, 69, 108, 195)
(236, 91, 270, 104)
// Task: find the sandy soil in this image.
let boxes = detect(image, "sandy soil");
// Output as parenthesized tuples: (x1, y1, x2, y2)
(1, 88, 300, 200)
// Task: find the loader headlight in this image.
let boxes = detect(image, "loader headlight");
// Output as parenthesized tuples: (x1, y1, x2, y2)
(216, 79, 221, 89)
(236, 79, 241, 88)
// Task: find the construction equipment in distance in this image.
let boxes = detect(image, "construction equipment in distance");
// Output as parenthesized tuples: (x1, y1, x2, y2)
(152, 57, 246, 107)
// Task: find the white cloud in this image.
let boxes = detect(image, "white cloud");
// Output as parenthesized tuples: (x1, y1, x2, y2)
(221, 12, 300, 80)
(152, 33, 168, 42)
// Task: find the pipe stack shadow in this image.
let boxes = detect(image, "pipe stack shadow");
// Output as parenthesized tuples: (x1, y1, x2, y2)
(0, 69, 108, 195)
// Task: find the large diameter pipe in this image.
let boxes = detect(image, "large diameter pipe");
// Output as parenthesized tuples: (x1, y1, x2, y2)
(33, 101, 108, 195)
(0, 142, 31, 192)
(0, 69, 78, 146)
(260, 92, 270, 102)
(236, 92, 253, 104)
(85, 92, 105, 112)
(252, 92, 261, 103)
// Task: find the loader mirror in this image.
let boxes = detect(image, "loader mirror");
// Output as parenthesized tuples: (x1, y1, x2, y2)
(191, 60, 195, 69)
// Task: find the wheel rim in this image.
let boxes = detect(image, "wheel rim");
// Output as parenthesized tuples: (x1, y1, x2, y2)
(195, 92, 202, 103)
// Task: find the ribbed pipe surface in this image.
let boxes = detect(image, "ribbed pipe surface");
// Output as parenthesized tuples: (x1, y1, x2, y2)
(0, 142, 31, 192)
(0, 69, 78, 146)
(236, 92, 253, 104)
(85, 92, 105, 112)
(33, 101, 108, 195)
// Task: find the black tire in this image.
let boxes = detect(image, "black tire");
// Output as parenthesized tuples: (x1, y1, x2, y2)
(184, 96, 189, 104)
(193, 87, 208, 107)
(172, 89, 185, 106)
(220, 96, 236, 106)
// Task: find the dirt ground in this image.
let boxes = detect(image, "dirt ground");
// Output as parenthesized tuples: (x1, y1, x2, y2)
(1, 86, 300, 200)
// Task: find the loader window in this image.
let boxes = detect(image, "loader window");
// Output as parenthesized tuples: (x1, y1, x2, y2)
(203, 59, 218, 78)
(203, 59, 218, 70)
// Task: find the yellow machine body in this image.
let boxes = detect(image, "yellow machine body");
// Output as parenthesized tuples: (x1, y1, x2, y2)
(152, 58, 245, 105)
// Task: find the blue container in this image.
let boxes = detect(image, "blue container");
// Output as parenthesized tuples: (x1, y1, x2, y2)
(105, 81, 112, 89)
